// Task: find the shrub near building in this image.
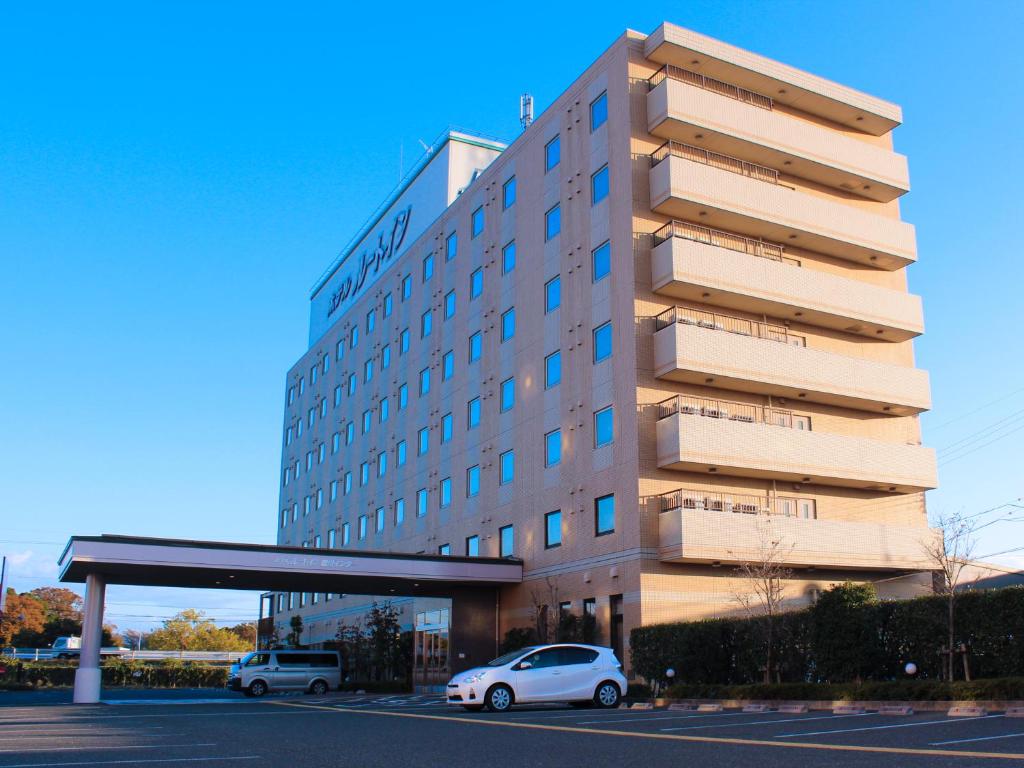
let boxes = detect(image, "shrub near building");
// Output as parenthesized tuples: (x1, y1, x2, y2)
(631, 584, 1024, 689)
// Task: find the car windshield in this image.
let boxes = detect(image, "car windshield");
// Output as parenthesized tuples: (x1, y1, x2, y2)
(487, 647, 536, 666)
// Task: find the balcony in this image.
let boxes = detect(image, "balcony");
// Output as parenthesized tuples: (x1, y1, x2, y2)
(652, 306, 932, 415)
(655, 396, 938, 493)
(644, 23, 902, 136)
(649, 144, 917, 270)
(651, 221, 924, 341)
(656, 490, 937, 570)
(648, 68, 909, 202)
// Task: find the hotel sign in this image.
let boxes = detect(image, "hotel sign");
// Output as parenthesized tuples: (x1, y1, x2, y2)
(326, 205, 412, 319)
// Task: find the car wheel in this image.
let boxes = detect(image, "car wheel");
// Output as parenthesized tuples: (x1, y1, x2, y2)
(594, 681, 620, 708)
(248, 680, 268, 697)
(485, 684, 514, 712)
(308, 679, 329, 695)
(461, 704, 484, 712)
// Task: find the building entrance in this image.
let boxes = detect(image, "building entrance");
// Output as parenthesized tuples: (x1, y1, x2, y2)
(413, 605, 450, 692)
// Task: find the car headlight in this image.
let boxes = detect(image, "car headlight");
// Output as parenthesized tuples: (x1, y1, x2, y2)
(462, 671, 487, 684)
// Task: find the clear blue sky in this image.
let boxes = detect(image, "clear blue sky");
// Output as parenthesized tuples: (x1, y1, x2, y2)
(2, 1, 1022, 634)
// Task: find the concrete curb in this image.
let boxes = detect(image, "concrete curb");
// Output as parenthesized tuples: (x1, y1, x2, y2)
(646, 697, 1024, 713)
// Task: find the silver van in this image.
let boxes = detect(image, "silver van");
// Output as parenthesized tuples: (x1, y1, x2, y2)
(228, 650, 342, 697)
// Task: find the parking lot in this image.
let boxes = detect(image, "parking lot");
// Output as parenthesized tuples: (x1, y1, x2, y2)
(3, 693, 1024, 767)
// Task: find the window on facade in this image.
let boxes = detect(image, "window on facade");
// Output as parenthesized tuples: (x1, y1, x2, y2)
(322, 353, 330, 374)
(296, 418, 302, 438)
(366, 308, 376, 334)
(545, 276, 561, 313)
(330, 479, 338, 501)
(545, 204, 561, 241)
(360, 461, 369, 486)
(308, 407, 315, 429)
(441, 412, 453, 443)
(379, 396, 390, 424)
(499, 377, 515, 412)
(383, 292, 393, 317)
(310, 365, 317, 385)
(591, 165, 609, 204)
(422, 253, 434, 282)
(398, 383, 408, 410)
(381, 344, 391, 370)
(421, 309, 432, 338)
(499, 449, 515, 485)
(417, 488, 428, 517)
(470, 268, 483, 299)
(285, 426, 293, 446)
(468, 331, 482, 362)
(590, 91, 608, 131)
(442, 350, 454, 381)
(446, 232, 457, 261)
(545, 350, 562, 389)
(444, 290, 456, 320)
(328, 528, 336, 548)
(466, 464, 480, 497)
(440, 477, 452, 508)
(350, 326, 359, 349)
(418, 427, 429, 456)
(395, 498, 405, 525)
(362, 409, 371, 434)
(364, 359, 373, 383)
(318, 443, 325, 464)
(593, 322, 612, 362)
(397, 439, 407, 466)
(320, 398, 327, 417)
(499, 525, 514, 557)
(375, 507, 385, 533)
(545, 429, 562, 467)
(377, 451, 387, 477)
(466, 535, 480, 557)
(401, 274, 412, 301)
(467, 397, 481, 429)
(501, 308, 515, 342)
(503, 176, 516, 209)
(344, 472, 352, 495)
(594, 406, 613, 447)
(419, 367, 430, 396)
(400, 328, 410, 354)
(545, 510, 562, 548)
(334, 385, 342, 407)
(342, 522, 351, 546)
(347, 373, 356, 396)
(346, 421, 355, 445)
(280, 509, 287, 528)
(358, 515, 368, 540)
(502, 240, 516, 274)
(471, 206, 484, 238)
(438, 543, 451, 556)
(595, 494, 615, 536)
(545, 135, 560, 171)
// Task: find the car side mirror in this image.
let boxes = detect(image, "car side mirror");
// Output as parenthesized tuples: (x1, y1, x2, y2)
(518, 661, 533, 670)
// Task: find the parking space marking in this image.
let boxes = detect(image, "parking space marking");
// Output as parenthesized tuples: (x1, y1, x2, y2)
(931, 732, 1024, 746)
(774, 715, 1003, 738)
(576, 711, 755, 726)
(270, 700, 1024, 761)
(0, 742, 217, 754)
(661, 713, 874, 732)
(0, 757, 261, 768)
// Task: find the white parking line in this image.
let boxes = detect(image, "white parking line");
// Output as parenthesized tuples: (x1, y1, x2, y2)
(0, 757, 261, 768)
(577, 711, 755, 726)
(774, 715, 1003, 738)
(931, 731, 1024, 746)
(0, 742, 217, 754)
(661, 713, 874, 732)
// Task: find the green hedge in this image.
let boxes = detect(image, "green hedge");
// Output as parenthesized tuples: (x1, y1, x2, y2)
(664, 678, 1024, 702)
(0, 657, 228, 689)
(631, 585, 1024, 685)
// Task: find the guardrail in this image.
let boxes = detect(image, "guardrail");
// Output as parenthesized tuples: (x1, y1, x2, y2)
(652, 220, 798, 266)
(651, 140, 780, 185)
(648, 65, 774, 111)
(2, 648, 248, 662)
(654, 305, 807, 347)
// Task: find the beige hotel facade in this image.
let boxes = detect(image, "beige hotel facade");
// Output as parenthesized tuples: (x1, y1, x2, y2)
(272, 22, 937, 681)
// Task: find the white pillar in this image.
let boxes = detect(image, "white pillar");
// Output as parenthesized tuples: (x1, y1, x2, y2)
(72, 573, 106, 704)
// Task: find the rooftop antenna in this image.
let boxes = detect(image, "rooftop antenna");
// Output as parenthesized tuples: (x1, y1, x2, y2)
(520, 93, 534, 131)
(417, 138, 433, 153)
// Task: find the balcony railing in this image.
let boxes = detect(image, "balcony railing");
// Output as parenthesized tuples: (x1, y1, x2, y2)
(657, 487, 816, 519)
(656, 393, 805, 429)
(651, 140, 780, 185)
(652, 220, 799, 266)
(648, 65, 774, 111)
(654, 305, 806, 347)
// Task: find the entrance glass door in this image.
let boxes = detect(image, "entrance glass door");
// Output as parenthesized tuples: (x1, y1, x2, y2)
(413, 607, 450, 692)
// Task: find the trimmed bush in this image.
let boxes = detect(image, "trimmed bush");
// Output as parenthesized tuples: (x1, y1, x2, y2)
(632, 585, 1024, 686)
(0, 658, 228, 689)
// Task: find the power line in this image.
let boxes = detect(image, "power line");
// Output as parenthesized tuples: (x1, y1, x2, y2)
(937, 408, 1024, 455)
(927, 386, 1024, 432)
(939, 420, 1024, 466)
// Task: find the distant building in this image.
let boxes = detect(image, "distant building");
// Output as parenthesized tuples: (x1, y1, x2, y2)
(272, 22, 936, 685)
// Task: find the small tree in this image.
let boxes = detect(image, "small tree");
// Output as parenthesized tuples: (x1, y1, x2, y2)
(730, 517, 793, 684)
(923, 510, 977, 680)
(286, 615, 304, 648)
(811, 582, 882, 682)
(365, 602, 403, 681)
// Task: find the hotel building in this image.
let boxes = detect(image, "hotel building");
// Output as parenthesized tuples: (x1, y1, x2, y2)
(272, 22, 937, 683)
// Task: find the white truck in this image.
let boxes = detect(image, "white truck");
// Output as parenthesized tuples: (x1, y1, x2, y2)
(49, 636, 129, 659)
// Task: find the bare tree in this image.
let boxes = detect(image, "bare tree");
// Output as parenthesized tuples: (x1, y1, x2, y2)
(729, 517, 794, 684)
(529, 577, 561, 644)
(923, 510, 977, 681)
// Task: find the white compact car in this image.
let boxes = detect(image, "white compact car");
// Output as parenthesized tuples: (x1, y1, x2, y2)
(446, 643, 627, 712)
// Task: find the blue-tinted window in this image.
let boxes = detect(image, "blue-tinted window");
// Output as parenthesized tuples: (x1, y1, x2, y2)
(418, 427, 429, 455)
(499, 449, 515, 485)
(501, 308, 515, 342)
(595, 406, 614, 447)
(499, 525, 514, 557)
(466, 535, 480, 557)
(545, 350, 562, 389)
(422, 253, 434, 282)
(417, 488, 428, 517)
(466, 465, 480, 497)
(470, 268, 483, 299)
(441, 412, 453, 443)
(595, 494, 615, 535)
(545, 429, 562, 467)
(446, 232, 457, 261)
(440, 477, 452, 508)
(444, 290, 456, 319)
(471, 206, 484, 238)
(468, 331, 482, 362)
(500, 377, 515, 412)
(438, 543, 451, 556)
(545, 510, 562, 548)
(419, 367, 430, 396)
(421, 309, 432, 338)
(502, 241, 516, 274)
(394, 498, 405, 525)
(591, 165, 609, 204)
(545, 136, 560, 171)
(401, 274, 412, 300)
(442, 350, 454, 381)
(399, 383, 408, 410)
(590, 92, 608, 131)
(397, 440, 407, 466)
(593, 322, 612, 362)
(545, 204, 561, 241)
(545, 276, 561, 313)
(503, 176, 516, 208)
(467, 397, 481, 429)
